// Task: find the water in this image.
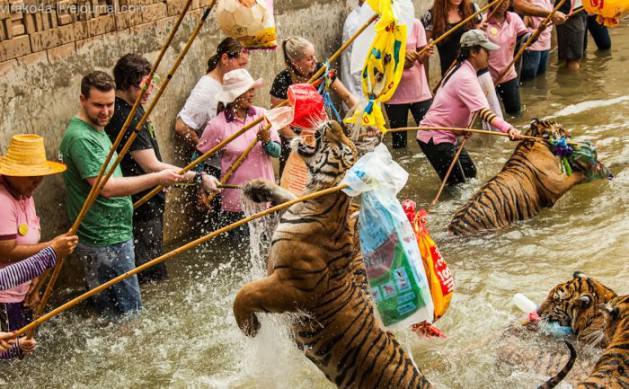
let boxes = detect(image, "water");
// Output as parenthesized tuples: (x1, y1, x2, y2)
(3, 26, 628, 388)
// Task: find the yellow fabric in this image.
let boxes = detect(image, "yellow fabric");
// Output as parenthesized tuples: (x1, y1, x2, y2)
(344, 0, 407, 132)
(583, 0, 629, 27)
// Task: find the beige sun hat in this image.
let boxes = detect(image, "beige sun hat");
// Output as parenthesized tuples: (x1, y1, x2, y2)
(0, 134, 67, 177)
(216, 68, 264, 104)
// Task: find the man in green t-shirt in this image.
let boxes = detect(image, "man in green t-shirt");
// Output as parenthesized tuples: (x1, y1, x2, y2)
(60, 71, 185, 318)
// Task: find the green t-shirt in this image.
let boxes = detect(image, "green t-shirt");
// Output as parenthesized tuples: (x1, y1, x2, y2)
(60, 116, 133, 246)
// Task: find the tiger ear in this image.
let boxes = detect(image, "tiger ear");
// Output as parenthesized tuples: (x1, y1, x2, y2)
(578, 295, 593, 308)
(573, 271, 586, 279)
(598, 303, 620, 320)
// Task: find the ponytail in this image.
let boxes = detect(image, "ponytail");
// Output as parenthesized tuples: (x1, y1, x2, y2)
(206, 37, 244, 73)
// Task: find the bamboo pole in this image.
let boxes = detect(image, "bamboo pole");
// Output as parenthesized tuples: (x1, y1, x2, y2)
(418, 0, 504, 57)
(5, 183, 349, 338)
(495, 0, 569, 85)
(429, 113, 479, 208)
(134, 14, 379, 209)
(385, 126, 543, 142)
(30, 3, 213, 334)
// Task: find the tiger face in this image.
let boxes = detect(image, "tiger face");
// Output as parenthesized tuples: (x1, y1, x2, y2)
(538, 272, 617, 344)
(529, 118, 570, 140)
(293, 120, 357, 190)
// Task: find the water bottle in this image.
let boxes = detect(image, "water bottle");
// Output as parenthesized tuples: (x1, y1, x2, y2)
(512, 293, 538, 313)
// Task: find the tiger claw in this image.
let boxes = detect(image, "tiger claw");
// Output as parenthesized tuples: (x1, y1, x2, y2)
(239, 313, 261, 337)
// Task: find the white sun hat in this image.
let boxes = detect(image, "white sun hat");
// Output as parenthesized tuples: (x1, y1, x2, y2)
(216, 68, 264, 104)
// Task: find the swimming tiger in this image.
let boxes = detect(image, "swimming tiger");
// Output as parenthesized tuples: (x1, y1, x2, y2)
(540, 294, 628, 388)
(448, 119, 610, 236)
(233, 120, 431, 388)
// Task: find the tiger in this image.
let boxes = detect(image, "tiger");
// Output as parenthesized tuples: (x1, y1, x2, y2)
(540, 294, 628, 388)
(233, 120, 431, 388)
(499, 272, 617, 387)
(448, 119, 610, 236)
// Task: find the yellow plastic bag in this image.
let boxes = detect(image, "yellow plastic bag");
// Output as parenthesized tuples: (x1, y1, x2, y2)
(405, 204, 454, 321)
(344, 0, 407, 132)
(583, 0, 629, 27)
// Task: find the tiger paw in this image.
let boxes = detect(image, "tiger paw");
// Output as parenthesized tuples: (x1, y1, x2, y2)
(243, 179, 278, 203)
(237, 312, 261, 337)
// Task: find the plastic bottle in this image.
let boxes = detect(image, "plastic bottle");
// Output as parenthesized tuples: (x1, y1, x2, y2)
(512, 293, 538, 313)
(540, 321, 574, 337)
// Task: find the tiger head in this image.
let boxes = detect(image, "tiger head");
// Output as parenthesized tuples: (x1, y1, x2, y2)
(596, 294, 628, 347)
(538, 272, 617, 345)
(528, 118, 570, 140)
(293, 120, 357, 190)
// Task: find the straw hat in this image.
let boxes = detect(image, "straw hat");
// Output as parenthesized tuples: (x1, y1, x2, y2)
(0, 134, 66, 177)
(216, 69, 263, 104)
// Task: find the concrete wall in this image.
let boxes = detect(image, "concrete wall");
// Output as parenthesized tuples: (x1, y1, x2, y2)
(0, 0, 435, 247)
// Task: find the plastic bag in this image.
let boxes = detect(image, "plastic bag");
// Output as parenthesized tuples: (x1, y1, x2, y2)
(583, 0, 628, 27)
(288, 83, 328, 129)
(215, 0, 277, 49)
(342, 144, 434, 328)
(403, 201, 454, 321)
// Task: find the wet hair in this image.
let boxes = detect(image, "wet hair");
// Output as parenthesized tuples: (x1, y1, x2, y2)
(281, 36, 313, 68)
(441, 45, 482, 87)
(80, 71, 115, 98)
(113, 53, 151, 91)
(431, 0, 476, 38)
(207, 37, 244, 73)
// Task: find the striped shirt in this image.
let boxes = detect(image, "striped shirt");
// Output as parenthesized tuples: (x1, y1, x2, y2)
(0, 247, 56, 360)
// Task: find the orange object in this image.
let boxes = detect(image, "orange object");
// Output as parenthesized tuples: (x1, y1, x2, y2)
(403, 201, 454, 321)
(583, 0, 628, 27)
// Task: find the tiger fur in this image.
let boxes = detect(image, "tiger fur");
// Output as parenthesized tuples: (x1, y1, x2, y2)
(233, 120, 431, 388)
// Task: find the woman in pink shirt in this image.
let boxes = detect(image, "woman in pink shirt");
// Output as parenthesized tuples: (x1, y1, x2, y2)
(197, 69, 280, 237)
(0, 134, 74, 351)
(418, 30, 522, 186)
(486, 0, 530, 115)
(384, 18, 434, 149)
(520, 0, 553, 81)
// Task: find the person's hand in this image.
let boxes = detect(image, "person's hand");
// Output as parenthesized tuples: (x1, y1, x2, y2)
(50, 232, 79, 258)
(404, 50, 417, 69)
(0, 332, 16, 352)
(416, 44, 434, 63)
(18, 337, 36, 354)
(463, 130, 473, 139)
(201, 173, 221, 193)
(479, 19, 489, 31)
(257, 126, 271, 143)
(508, 127, 523, 141)
(158, 169, 185, 186)
(551, 11, 567, 25)
(182, 170, 197, 182)
(24, 284, 41, 309)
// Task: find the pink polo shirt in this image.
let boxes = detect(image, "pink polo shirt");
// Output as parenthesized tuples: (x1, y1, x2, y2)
(0, 176, 41, 303)
(526, 0, 553, 51)
(487, 12, 529, 84)
(387, 19, 432, 105)
(418, 61, 489, 145)
(197, 106, 280, 213)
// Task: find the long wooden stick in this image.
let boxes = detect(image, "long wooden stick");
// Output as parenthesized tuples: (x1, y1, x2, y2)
(6, 183, 349, 338)
(385, 126, 543, 142)
(30, 3, 212, 334)
(429, 113, 479, 208)
(495, 0, 568, 85)
(30, 0, 197, 331)
(418, 0, 503, 56)
(134, 14, 379, 209)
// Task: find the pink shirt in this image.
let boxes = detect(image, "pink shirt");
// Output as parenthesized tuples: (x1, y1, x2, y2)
(418, 61, 489, 145)
(387, 19, 432, 105)
(0, 176, 41, 303)
(526, 0, 553, 51)
(197, 106, 280, 213)
(487, 12, 529, 84)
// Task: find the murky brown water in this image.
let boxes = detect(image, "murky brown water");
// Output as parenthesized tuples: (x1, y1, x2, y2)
(3, 24, 628, 389)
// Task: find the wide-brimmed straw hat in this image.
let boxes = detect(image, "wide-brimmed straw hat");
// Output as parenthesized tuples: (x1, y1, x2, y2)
(0, 134, 66, 177)
(216, 69, 263, 104)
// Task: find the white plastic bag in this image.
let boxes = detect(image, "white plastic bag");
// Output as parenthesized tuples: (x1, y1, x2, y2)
(342, 144, 434, 328)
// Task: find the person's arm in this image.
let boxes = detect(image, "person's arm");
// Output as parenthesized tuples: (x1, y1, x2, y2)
(174, 118, 200, 147)
(0, 230, 76, 263)
(0, 247, 56, 291)
(330, 78, 358, 109)
(131, 149, 196, 181)
(513, 0, 567, 24)
(86, 169, 183, 198)
(476, 108, 522, 139)
(270, 96, 284, 107)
